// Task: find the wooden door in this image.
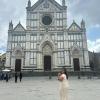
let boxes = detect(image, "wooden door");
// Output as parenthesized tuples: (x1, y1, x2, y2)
(73, 58, 80, 71)
(44, 56, 51, 71)
(15, 59, 21, 72)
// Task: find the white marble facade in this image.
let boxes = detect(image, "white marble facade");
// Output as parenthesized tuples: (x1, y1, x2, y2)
(5, 0, 90, 72)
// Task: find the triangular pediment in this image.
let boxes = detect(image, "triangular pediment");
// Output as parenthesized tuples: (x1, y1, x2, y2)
(38, 34, 56, 51)
(14, 23, 25, 32)
(68, 21, 81, 32)
(70, 43, 82, 57)
(12, 44, 24, 57)
(30, 0, 65, 11)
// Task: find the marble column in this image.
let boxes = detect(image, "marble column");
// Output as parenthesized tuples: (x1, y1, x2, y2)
(37, 52, 43, 69)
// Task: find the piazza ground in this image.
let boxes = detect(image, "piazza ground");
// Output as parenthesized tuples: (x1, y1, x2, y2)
(0, 76, 100, 100)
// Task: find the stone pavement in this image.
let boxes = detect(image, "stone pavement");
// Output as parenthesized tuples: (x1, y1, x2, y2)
(0, 76, 100, 100)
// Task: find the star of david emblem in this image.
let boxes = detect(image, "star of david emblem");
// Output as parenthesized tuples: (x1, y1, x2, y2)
(43, 0, 49, 8)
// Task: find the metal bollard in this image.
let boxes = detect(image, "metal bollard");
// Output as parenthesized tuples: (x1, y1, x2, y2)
(49, 71, 52, 79)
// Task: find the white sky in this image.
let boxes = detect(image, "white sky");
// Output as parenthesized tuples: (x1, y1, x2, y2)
(0, 0, 100, 54)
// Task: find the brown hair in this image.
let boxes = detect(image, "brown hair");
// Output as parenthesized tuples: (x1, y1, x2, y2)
(63, 68, 68, 79)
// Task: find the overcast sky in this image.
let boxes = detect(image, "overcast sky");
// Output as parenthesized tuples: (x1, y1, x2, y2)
(0, 0, 100, 54)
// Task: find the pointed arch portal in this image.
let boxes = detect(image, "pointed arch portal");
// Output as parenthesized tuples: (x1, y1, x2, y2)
(42, 43, 53, 71)
(13, 45, 24, 72)
(72, 47, 80, 71)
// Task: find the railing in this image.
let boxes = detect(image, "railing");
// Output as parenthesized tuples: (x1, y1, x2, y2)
(69, 71, 100, 79)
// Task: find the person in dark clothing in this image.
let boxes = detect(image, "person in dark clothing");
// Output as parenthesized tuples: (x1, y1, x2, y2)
(1, 73, 4, 80)
(5, 73, 9, 82)
(19, 72, 22, 82)
(15, 72, 18, 83)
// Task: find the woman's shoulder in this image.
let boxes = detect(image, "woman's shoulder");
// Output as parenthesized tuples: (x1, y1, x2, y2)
(61, 74, 66, 78)
(61, 73, 66, 76)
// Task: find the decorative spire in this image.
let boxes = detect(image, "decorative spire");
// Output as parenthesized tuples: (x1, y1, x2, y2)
(9, 20, 13, 30)
(19, 21, 21, 24)
(81, 19, 85, 30)
(28, 0, 31, 7)
(62, 0, 65, 6)
(72, 20, 76, 24)
(73, 20, 75, 23)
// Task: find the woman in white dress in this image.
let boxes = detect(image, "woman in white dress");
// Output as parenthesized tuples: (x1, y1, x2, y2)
(58, 68, 69, 100)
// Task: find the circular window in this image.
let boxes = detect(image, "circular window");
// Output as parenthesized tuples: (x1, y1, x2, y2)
(42, 15, 52, 25)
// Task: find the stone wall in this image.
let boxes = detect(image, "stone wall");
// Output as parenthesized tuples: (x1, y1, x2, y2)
(89, 51, 100, 71)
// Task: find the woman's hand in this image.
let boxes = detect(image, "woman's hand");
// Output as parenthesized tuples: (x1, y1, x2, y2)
(58, 74, 64, 81)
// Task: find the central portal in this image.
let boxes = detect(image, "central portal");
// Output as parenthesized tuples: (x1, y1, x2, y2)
(44, 56, 51, 71)
(15, 59, 21, 72)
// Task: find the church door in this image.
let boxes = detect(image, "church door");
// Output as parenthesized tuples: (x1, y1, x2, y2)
(15, 59, 21, 72)
(44, 56, 51, 71)
(73, 58, 80, 71)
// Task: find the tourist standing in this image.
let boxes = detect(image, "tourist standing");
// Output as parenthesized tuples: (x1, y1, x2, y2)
(5, 73, 9, 82)
(1, 72, 4, 80)
(15, 72, 18, 83)
(19, 72, 22, 82)
(58, 68, 69, 100)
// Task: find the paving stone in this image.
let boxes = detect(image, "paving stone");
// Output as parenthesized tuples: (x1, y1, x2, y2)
(0, 76, 100, 100)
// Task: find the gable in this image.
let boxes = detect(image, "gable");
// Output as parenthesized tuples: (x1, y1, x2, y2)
(14, 23, 25, 32)
(30, 0, 64, 12)
(68, 22, 81, 32)
(38, 34, 56, 51)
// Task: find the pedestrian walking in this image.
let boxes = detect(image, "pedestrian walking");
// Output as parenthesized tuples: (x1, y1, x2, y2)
(5, 73, 9, 82)
(15, 72, 18, 83)
(19, 72, 22, 82)
(1, 72, 4, 80)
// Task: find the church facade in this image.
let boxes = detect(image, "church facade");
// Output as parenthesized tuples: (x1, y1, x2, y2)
(5, 0, 90, 72)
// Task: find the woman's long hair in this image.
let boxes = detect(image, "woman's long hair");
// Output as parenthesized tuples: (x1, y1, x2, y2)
(63, 68, 68, 79)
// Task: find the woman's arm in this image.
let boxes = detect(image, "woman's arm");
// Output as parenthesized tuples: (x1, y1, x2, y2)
(58, 74, 64, 81)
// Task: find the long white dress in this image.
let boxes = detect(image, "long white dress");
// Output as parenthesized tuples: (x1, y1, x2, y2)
(59, 74, 69, 100)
